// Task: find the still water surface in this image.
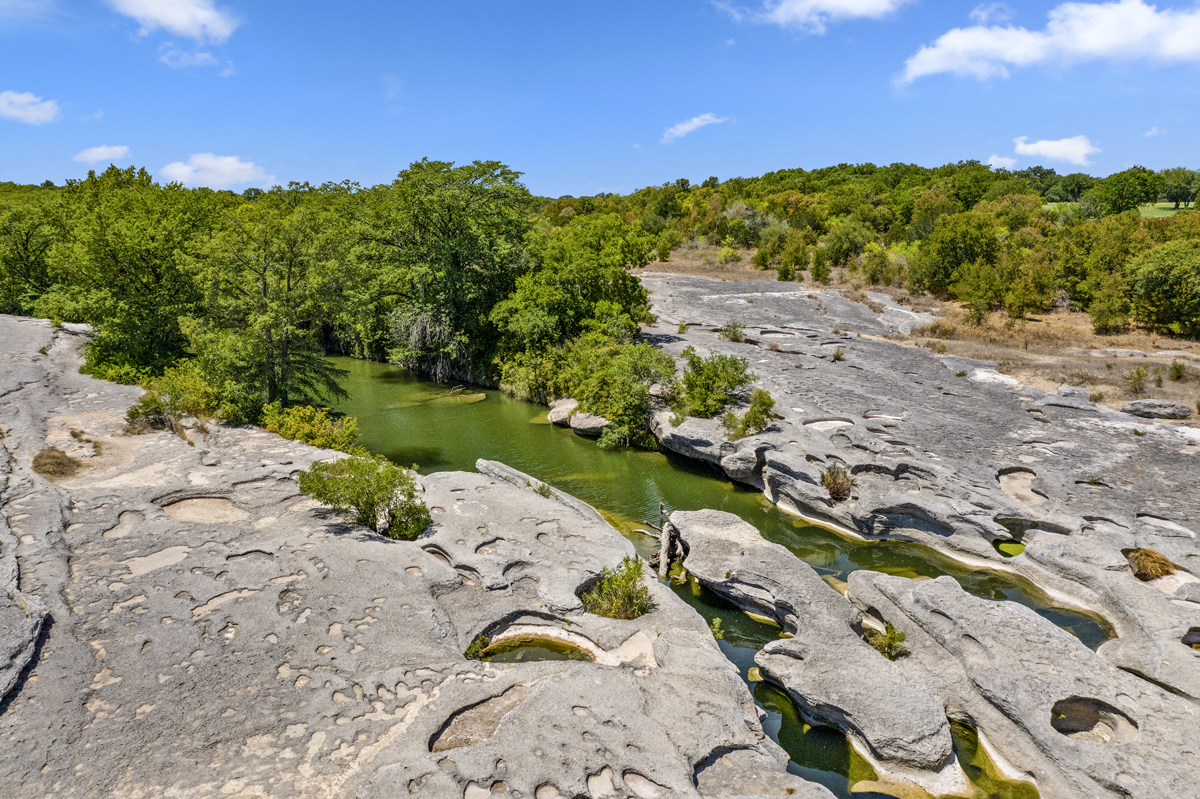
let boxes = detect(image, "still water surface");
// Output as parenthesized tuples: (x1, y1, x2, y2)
(332, 356, 1102, 798)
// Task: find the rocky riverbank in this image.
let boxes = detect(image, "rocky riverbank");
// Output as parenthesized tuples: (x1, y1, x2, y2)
(636, 274, 1198, 798)
(0, 315, 829, 799)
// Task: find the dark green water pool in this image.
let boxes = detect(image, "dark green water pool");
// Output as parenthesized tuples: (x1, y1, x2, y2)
(332, 356, 1100, 798)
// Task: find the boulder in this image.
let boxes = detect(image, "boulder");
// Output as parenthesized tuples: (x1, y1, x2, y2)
(569, 411, 611, 437)
(1121, 399, 1191, 419)
(547, 397, 578, 426)
(1056, 385, 1090, 400)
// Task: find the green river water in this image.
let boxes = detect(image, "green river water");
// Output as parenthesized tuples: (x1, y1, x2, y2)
(331, 356, 1104, 799)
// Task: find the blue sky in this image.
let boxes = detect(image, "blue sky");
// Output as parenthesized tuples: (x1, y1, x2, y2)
(2, 0, 1197, 196)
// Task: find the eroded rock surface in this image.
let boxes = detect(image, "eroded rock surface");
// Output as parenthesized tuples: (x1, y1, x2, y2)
(642, 275, 1200, 707)
(0, 316, 825, 799)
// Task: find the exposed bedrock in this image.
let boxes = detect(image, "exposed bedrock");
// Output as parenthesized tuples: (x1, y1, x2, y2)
(0, 315, 827, 799)
(642, 275, 1200, 704)
(846, 571, 1197, 799)
(671, 509, 967, 796)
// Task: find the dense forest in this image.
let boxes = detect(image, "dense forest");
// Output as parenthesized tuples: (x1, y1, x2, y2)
(1, 159, 1197, 444)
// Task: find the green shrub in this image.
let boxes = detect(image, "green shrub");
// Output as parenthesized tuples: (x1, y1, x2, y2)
(678, 322, 690, 334)
(820, 463, 856, 503)
(1170, 360, 1187, 381)
(1123, 366, 1148, 394)
(1127, 548, 1175, 581)
(717, 321, 745, 342)
(717, 236, 741, 264)
(831, 347, 846, 362)
(721, 389, 776, 439)
(261, 402, 362, 453)
(777, 263, 795, 282)
(675, 347, 754, 420)
(579, 555, 652, 620)
(810, 246, 831, 284)
(865, 622, 909, 660)
(32, 447, 84, 478)
(297, 454, 430, 539)
(656, 228, 684, 262)
(125, 391, 178, 434)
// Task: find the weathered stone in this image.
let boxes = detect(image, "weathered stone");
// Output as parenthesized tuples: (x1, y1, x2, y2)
(1121, 398, 1191, 419)
(671, 510, 956, 775)
(1056, 385, 1091, 400)
(547, 397, 578, 425)
(569, 410, 611, 437)
(0, 315, 820, 799)
(846, 572, 1196, 799)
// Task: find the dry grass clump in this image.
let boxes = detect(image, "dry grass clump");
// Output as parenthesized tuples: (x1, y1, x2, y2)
(1127, 548, 1176, 581)
(820, 463, 857, 503)
(32, 447, 84, 478)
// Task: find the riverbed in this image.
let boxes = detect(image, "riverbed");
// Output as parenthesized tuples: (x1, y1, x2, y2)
(331, 355, 1103, 798)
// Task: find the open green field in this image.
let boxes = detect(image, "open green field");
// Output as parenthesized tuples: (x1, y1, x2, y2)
(1140, 202, 1195, 217)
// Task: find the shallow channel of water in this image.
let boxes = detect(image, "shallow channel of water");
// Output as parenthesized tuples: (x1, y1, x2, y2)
(332, 356, 1101, 798)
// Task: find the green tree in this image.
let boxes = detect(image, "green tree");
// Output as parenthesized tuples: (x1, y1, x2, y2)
(911, 211, 1000, 294)
(490, 214, 652, 355)
(38, 166, 229, 377)
(0, 187, 56, 315)
(357, 159, 533, 382)
(184, 186, 348, 418)
(1160, 167, 1198, 209)
(1129, 240, 1200, 337)
(1090, 166, 1163, 215)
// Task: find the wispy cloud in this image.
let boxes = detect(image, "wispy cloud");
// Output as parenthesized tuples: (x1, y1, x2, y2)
(970, 3, 1013, 25)
(161, 153, 273, 189)
(74, 144, 130, 163)
(1013, 135, 1100, 166)
(718, 0, 910, 34)
(901, 0, 1200, 83)
(0, 90, 60, 124)
(1144, 126, 1166, 137)
(987, 154, 1017, 169)
(109, 0, 239, 43)
(662, 113, 729, 144)
(158, 44, 234, 75)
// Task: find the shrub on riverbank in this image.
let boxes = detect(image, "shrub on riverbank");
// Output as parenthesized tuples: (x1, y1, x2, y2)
(673, 347, 754, 421)
(298, 454, 430, 540)
(721, 388, 777, 439)
(865, 622, 909, 660)
(261, 402, 362, 454)
(580, 555, 652, 620)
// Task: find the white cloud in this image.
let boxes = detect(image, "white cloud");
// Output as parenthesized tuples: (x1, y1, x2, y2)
(1013, 135, 1100, 165)
(662, 113, 729, 144)
(73, 144, 130, 163)
(109, 0, 238, 42)
(0, 90, 60, 124)
(901, 0, 1200, 82)
(160, 153, 273, 189)
(159, 47, 218, 68)
(970, 3, 1013, 24)
(718, 0, 909, 33)
(1144, 125, 1166, 136)
(987, 154, 1017, 169)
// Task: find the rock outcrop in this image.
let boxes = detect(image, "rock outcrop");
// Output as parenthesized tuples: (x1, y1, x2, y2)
(642, 274, 1200, 708)
(1121, 398, 1191, 419)
(0, 315, 827, 799)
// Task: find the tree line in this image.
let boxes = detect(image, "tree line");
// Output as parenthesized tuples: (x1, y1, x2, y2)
(1, 158, 1197, 436)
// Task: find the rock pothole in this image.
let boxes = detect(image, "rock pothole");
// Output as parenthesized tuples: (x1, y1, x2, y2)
(1050, 697, 1139, 743)
(162, 497, 250, 523)
(430, 684, 530, 752)
(997, 468, 1046, 507)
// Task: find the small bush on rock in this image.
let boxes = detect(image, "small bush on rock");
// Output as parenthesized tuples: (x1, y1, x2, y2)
(1127, 548, 1176, 581)
(721, 389, 777, 439)
(32, 447, 84, 478)
(865, 622, 909, 661)
(298, 454, 430, 540)
(580, 555, 652, 620)
(717, 322, 746, 343)
(261, 402, 362, 454)
(820, 463, 857, 503)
